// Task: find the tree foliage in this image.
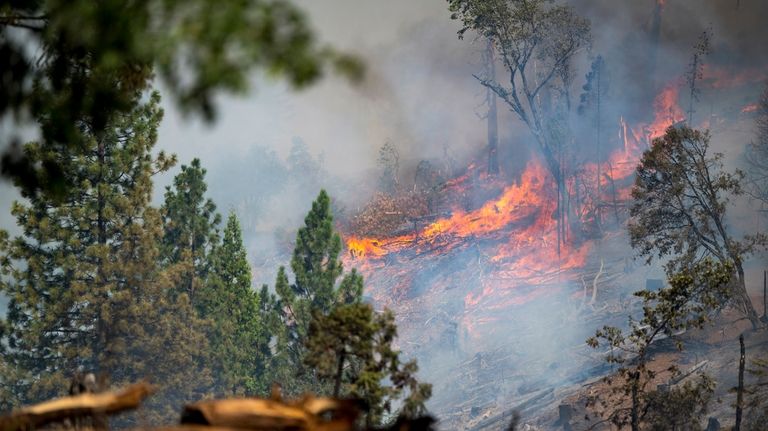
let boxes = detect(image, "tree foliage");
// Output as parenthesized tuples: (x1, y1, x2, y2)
(587, 259, 732, 430)
(161, 158, 221, 301)
(642, 375, 715, 431)
(270, 190, 363, 394)
(0, 0, 363, 197)
(0, 92, 211, 424)
(198, 212, 266, 396)
(265, 190, 431, 421)
(629, 126, 764, 328)
(305, 303, 432, 427)
(447, 0, 591, 184)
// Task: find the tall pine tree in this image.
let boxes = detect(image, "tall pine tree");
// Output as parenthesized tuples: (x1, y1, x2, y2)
(271, 190, 362, 394)
(0, 91, 212, 423)
(199, 212, 267, 395)
(161, 158, 221, 303)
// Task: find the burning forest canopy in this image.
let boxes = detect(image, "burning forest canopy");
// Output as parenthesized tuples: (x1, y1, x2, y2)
(1, 0, 768, 430)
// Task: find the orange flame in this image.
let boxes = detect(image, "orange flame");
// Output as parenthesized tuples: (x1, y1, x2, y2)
(344, 82, 686, 322)
(742, 103, 759, 113)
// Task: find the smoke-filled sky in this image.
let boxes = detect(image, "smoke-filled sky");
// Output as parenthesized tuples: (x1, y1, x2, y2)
(155, 0, 768, 176)
(2, 0, 768, 280)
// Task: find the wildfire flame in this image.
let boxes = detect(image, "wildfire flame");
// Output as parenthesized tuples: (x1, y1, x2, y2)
(343, 82, 686, 336)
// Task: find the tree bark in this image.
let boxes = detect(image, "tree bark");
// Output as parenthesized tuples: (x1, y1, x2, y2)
(735, 333, 745, 431)
(333, 350, 346, 398)
(630, 370, 639, 431)
(734, 260, 761, 330)
(486, 39, 499, 176)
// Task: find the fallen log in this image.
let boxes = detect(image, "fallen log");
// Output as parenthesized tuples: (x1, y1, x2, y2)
(668, 360, 709, 386)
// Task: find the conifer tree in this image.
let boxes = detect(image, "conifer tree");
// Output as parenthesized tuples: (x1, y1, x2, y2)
(161, 158, 221, 302)
(199, 212, 265, 395)
(272, 190, 364, 394)
(306, 303, 432, 426)
(0, 92, 211, 423)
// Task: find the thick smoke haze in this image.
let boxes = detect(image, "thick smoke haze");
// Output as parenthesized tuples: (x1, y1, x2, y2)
(0, 1, 767, 422)
(149, 0, 768, 288)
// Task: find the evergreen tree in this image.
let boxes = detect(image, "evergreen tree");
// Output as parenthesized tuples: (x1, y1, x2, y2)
(199, 212, 265, 395)
(0, 92, 211, 424)
(305, 303, 432, 427)
(272, 190, 364, 394)
(161, 158, 221, 302)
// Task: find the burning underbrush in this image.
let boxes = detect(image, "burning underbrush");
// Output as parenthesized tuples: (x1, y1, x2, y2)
(336, 73, 764, 426)
(342, 83, 684, 340)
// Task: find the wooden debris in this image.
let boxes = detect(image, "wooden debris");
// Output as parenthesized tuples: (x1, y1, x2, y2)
(0, 382, 155, 431)
(180, 396, 361, 431)
(668, 360, 709, 386)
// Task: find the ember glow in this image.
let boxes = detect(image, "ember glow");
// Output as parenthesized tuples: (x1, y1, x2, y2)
(702, 64, 767, 90)
(742, 103, 759, 113)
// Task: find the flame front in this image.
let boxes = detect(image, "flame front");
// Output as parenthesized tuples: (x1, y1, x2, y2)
(343, 83, 687, 339)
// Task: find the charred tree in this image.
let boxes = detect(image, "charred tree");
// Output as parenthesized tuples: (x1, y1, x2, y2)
(579, 55, 610, 231)
(685, 29, 712, 125)
(735, 333, 745, 431)
(483, 39, 499, 176)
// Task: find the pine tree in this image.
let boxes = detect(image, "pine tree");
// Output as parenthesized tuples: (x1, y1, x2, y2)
(305, 303, 432, 426)
(0, 91, 212, 423)
(272, 190, 364, 394)
(161, 158, 221, 303)
(199, 212, 265, 395)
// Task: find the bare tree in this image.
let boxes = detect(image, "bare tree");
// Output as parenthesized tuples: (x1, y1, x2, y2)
(685, 29, 712, 125)
(745, 83, 768, 207)
(377, 141, 400, 194)
(482, 38, 500, 175)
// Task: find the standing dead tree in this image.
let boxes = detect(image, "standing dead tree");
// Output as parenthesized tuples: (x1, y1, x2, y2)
(685, 29, 712, 125)
(481, 38, 500, 176)
(744, 82, 768, 208)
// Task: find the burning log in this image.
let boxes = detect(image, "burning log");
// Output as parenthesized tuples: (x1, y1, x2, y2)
(0, 382, 155, 431)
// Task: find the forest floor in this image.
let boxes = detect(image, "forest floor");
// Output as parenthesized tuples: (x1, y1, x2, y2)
(515, 308, 767, 431)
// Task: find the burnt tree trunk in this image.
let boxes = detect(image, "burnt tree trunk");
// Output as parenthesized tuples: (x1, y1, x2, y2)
(763, 269, 766, 321)
(630, 370, 640, 431)
(735, 334, 745, 430)
(486, 39, 499, 176)
(732, 258, 761, 330)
